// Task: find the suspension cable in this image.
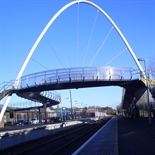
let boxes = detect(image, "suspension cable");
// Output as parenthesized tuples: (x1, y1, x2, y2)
(103, 47, 127, 66)
(88, 26, 114, 67)
(76, 2, 80, 67)
(58, 15, 71, 67)
(82, 9, 99, 67)
(44, 35, 66, 69)
(30, 57, 49, 70)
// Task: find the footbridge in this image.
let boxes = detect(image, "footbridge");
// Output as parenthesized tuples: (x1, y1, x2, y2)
(0, 0, 155, 122)
(1, 66, 154, 111)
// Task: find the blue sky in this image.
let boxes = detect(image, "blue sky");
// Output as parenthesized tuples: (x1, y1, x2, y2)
(0, 0, 155, 109)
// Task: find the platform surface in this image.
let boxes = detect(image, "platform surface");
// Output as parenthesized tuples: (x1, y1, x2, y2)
(73, 116, 155, 155)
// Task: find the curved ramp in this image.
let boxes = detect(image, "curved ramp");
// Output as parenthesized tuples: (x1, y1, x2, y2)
(0, 89, 12, 100)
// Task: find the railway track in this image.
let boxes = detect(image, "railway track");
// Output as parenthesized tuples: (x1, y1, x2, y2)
(0, 117, 112, 155)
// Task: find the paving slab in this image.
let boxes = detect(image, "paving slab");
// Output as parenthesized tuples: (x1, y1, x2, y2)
(118, 117, 155, 155)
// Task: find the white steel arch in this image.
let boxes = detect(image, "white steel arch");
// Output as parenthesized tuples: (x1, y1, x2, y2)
(0, 0, 144, 121)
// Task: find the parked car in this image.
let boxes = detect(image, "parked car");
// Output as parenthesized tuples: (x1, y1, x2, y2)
(30, 118, 39, 124)
(4, 121, 12, 126)
(16, 119, 31, 125)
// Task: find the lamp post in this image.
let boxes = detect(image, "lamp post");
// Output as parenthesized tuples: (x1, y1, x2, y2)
(74, 101, 78, 119)
(138, 58, 151, 124)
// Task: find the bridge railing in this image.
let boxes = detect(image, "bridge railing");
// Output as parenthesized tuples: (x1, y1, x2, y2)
(7, 101, 43, 109)
(0, 81, 61, 103)
(0, 67, 142, 93)
(0, 80, 15, 93)
(40, 91, 61, 102)
(18, 66, 140, 89)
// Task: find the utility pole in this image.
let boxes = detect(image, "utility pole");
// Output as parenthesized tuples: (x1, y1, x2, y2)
(70, 90, 73, 119)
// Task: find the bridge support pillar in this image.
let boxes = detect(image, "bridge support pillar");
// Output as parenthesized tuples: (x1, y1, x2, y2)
(134, 97, 137, 119)
(27, 111, 29, 121)
(128, 106, 131, 117)
(38, 108, 41, 123)
(44, 103, 47, 124)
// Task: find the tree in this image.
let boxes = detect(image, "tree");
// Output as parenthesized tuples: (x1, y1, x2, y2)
(56, 104, 61, 110)
(9, 108, 14, 118)
(137, 89, 154, 106)
(138, 91, 147, 103)
(104, 106, 114, 115)
(116, 104, 122, 115)
(82, 107, 87, 115)
(148, 57, 155, 79)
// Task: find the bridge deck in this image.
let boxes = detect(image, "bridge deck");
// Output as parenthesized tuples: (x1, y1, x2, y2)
(0, 66, 147, 111)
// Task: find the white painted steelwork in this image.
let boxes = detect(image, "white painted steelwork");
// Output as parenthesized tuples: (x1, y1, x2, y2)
(19, 66, 137, 89)
(0, 0, 145, 122)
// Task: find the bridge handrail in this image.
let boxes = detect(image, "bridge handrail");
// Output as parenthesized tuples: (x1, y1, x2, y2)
(0, 66, 144, 93)
(40, 91, 61, 102)
(19, 66, 140, 89)
(0, 81, 61, 103)
(0, 80, 14, 92)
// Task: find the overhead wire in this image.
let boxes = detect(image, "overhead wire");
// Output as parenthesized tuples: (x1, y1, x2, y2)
(82, 9, 99, 67)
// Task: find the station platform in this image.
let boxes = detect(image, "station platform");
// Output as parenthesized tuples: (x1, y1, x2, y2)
(73, 116, 155, 155)
(118, 116, 155, 155)
(0, 121, 83, 150)
(73, 116, 117, 155)
(1, 116, 155, 154)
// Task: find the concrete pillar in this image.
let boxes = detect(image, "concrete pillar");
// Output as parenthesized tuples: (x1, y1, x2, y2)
(44, 103, 47, 124)
(38, 108, 41, 123)
(27, 111, 29, 120)
(134, 97, 136, 119)
(31, 112, 33, 119)
(128, 106, 131, 117)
